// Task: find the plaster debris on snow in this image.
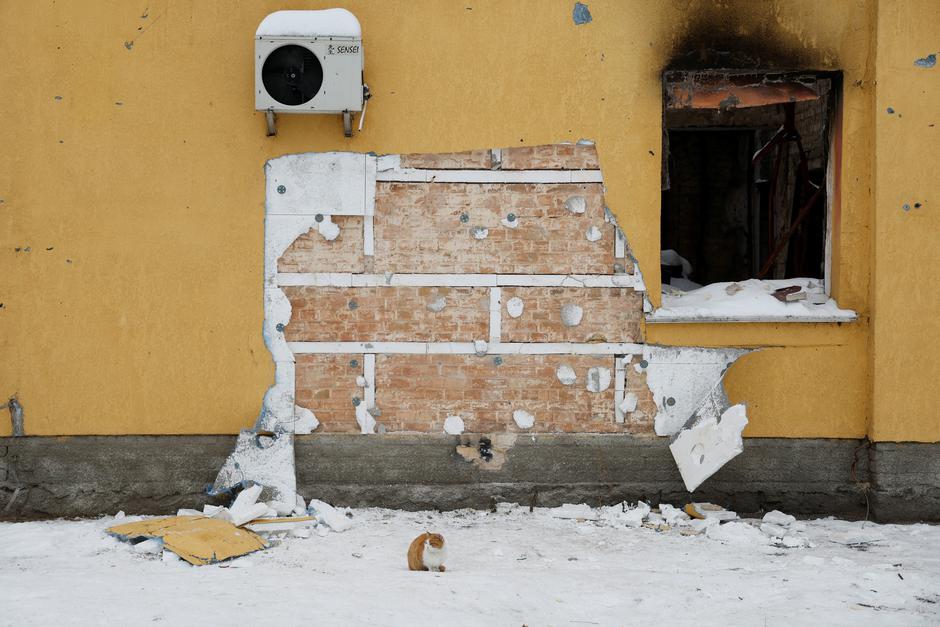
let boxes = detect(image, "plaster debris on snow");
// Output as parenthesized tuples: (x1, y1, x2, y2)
(307, 499, 353, 533)
(443, 415, 465, 435)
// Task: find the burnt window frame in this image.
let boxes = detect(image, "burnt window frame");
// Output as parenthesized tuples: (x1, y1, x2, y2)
(656, 69, 844, 306)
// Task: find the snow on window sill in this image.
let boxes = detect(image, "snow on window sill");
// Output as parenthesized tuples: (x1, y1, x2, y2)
(646, 278, 858, 324)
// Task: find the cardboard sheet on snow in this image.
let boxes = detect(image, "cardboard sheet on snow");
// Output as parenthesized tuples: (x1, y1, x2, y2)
(107, 516, 268, 566)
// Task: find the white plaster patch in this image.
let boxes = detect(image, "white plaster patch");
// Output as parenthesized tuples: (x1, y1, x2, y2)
(561, 303, 583, 327)
(565, 196, 586, 214)
(585, 225, 602, 242)
(669, 403, 748, 492)
(318, 217, 340, 241)
(586, 367, 612, 393)
(473, 340, 488, 356)
(427, 296, 447, 312)
(355, 403, 376, 434)
(506, 297, 525, 318)
(265, 152, 372, 216)
(356, 376, 367, 387)
(211, 431, 296, 504)
(471, 226, 489, 240)
(443, 415, 465, 435)
(500, 215, 519, 229)
(512, 409, 535, 429)
(556, 364, 577, 385)
(619, 392, 638, 413)
(293, 405, 319, 434)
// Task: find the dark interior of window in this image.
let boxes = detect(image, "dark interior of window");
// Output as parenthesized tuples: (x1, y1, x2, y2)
(660, 71, 840, 288)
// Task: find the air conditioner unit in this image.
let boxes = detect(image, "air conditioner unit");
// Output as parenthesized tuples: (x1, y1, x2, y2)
(255, 9, 366, 136)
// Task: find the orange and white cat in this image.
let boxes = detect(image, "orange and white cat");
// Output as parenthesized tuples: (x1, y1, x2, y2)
(407, 532, 447, 572)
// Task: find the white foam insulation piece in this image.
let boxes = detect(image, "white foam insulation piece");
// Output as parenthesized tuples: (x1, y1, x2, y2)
(669, 384, 748, 492)
(640, 346, 751, 436)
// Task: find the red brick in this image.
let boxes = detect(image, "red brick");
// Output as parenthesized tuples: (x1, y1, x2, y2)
(500, 287, 643, 343)
(284, 286, 490, 341)
(295, 354, 364, 433)
(500, 144, 600, 170)
(399, 149, 494, 169)
(278, 217, 364, 274)
(373, 182, 616, 273)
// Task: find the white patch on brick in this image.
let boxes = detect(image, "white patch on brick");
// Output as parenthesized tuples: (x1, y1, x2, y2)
(565, 196, 586, 214)
(489, 287, 502, 343)
(473, 340, 489, 356)
(426, 296, 447, 312)
(619, 393, 638, 414)
(614, 357, 626, 423)
(556, 364, 577, 385)
(500, 215, 519, 229)
(586, 367, 612, 393)
(585, 225, 602, 242)
(512, 409, 535, 429)
(561, 303, 583, 327)
(443, 415, 465, 435)
(471, 226, 489, 240)
(355, 403, 376, 434)
(506, 296, 525, 318)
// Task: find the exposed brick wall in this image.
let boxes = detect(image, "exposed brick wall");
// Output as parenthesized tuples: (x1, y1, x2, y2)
(284, 286, 490, 342)
(278, 217, 365, 274)
(282, 144, 649, 436)
(295, 354, 363, 433)
(375, 354, 635, 433)
(399, 149, 494, 169)
(500, 144, 600, 170)
(500, 287, 642, 343)
(373, 182, 616, 274)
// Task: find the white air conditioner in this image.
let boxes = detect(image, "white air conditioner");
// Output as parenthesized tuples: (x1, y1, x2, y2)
(255, 9, 366, 136)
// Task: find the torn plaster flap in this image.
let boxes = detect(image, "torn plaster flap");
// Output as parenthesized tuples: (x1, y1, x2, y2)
(669, 402, 748, 492)
(266, 152, 368, 216)
(355, 403, 376, 434)
(644, 346, 751, 436)
(376, 154, 400, 172)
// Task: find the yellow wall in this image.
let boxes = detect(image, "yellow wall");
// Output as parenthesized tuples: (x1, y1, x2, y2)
(0, 0, 934, 441)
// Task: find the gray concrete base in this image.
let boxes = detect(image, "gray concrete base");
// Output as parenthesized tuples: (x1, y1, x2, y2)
(1, 434, 937, 522)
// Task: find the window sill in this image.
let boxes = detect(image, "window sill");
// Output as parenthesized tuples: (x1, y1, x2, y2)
(646, 278, 858, 324)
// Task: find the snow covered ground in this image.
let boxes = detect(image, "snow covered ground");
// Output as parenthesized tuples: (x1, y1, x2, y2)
(2, 505, 939, 626)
